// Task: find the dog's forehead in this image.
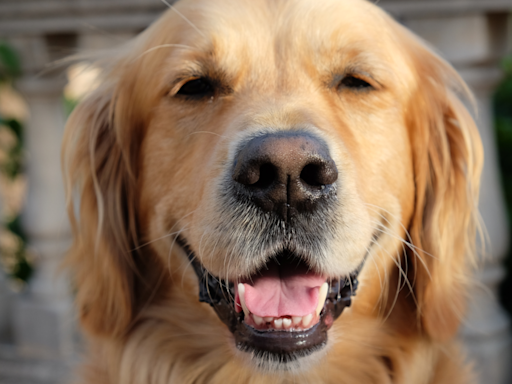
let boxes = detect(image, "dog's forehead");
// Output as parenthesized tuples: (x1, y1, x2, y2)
(159, 0, 410, 83)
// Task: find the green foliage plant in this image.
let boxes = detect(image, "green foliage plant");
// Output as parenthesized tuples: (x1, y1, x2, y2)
(0, 41, 32, 285)
(495, 55, 512, 315)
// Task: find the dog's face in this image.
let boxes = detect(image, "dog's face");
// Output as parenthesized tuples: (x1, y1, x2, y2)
(64, 0, 482, 376)
(137, 0, 416, 363)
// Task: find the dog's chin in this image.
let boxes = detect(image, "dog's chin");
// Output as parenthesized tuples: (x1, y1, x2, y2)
(234, 334, 331, 373)
(233, 323, 329, 373)
(177, 238, 360, 368)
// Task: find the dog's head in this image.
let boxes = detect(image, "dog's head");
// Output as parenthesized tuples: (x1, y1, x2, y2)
(63, 0, 482, 372)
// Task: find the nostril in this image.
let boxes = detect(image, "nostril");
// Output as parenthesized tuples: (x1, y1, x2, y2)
(300, 163, 323, 187)
(300, 161, 338, 187)
(253, 163, 277, 189)
(233, 161, 278, 188)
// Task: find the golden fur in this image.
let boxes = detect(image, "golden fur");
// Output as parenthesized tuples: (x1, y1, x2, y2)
(63, 0, 483, 382)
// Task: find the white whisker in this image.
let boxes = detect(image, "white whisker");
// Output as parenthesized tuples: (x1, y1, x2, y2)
(161, 0, 206, 38)
(365, 214, 420, 320)
(366, 246, 387, 313)
(131, 230, 184, 252)
(370, 220, 433, 282)
(133, 44, 197, 63)
(168, 227, 187, 276)
(364, 202, 435, 258)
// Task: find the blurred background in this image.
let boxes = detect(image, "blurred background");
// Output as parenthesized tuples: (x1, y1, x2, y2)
(1, 0, 512, 383)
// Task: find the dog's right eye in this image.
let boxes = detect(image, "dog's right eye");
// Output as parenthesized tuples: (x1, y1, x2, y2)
(339, 75, 372, 91)
(176, 78, 214, 97)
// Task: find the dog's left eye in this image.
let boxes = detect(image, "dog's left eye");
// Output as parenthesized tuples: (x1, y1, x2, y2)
(177, 78, 214, 97)
(339, 75, 372, 90)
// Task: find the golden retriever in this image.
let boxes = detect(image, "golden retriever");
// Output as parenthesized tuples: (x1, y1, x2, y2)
(63, 0, 483, 382)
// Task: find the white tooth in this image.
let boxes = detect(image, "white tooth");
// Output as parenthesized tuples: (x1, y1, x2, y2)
(316, 282, 329, 317)
(282, 318, 292, 328)
(263, 317, 274, 323)
(274, 318, 283, 329)
(292, 316, 302, 326)
(253, 315, 263, 326)
(303, 314, 313, 327)
(238, 283, 250, 318)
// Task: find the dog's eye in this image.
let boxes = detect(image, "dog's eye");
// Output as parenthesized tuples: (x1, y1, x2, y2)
(339, 75, 372, 90)
(177, 78, 214, 97)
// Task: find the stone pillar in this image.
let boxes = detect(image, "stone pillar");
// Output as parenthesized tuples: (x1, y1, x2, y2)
(13, 76, 74, 358)
(0, 273, 12, 343)
(0, 195, 13, 343)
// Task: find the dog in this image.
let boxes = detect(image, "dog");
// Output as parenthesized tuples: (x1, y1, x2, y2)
(62, 0, 483, 382)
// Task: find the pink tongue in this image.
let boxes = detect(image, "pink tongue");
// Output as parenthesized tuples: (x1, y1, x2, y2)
(243, 260, 325, 317)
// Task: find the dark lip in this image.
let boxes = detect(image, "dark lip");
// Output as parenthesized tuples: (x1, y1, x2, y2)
(177, 237, 361, 362)
(235, 322, 327, 363)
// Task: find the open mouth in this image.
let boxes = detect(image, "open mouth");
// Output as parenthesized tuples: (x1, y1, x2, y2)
(178, 238, 360, 364)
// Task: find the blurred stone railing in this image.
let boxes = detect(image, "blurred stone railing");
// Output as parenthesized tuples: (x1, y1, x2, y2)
(0, 1, 510, 383)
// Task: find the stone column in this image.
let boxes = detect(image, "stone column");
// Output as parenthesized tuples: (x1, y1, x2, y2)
(13, 76, 74, 358)
(0, 275, 12, 343)
(0, 194, 13, 343)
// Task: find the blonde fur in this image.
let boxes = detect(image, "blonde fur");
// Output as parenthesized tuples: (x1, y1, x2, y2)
(63, 0, 482, 382)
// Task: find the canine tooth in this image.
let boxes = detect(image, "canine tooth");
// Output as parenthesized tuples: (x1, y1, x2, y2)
(263, 317, 273, 323)
(238, 284, 250, 318)
(253, 315, 263, 326)
(316, 282, 329, 317)
(282, 318, 292, 328)
(292, 316, 302, 325)
(303, 314, 313, 327)
(274, 318, 283, 329)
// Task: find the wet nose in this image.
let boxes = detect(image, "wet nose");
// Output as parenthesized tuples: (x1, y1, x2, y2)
(232, 131, 338, 221)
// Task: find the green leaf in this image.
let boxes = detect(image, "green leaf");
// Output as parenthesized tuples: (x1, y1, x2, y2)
(12, 254, 32, 282)
(0, 42, 21, 82)
(3, 118, 23, 142)
(6, 215, 27, 243)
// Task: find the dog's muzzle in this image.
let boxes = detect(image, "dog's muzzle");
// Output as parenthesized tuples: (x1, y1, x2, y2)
(180, 131, 360, 364)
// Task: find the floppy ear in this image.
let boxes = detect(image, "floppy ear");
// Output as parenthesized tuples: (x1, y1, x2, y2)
(62, 17, 196, 337)
(62, 65, 144, 338)
(402, 33, 483, 341)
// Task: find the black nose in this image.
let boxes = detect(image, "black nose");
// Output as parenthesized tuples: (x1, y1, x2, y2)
(232, 131, 338, 221)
